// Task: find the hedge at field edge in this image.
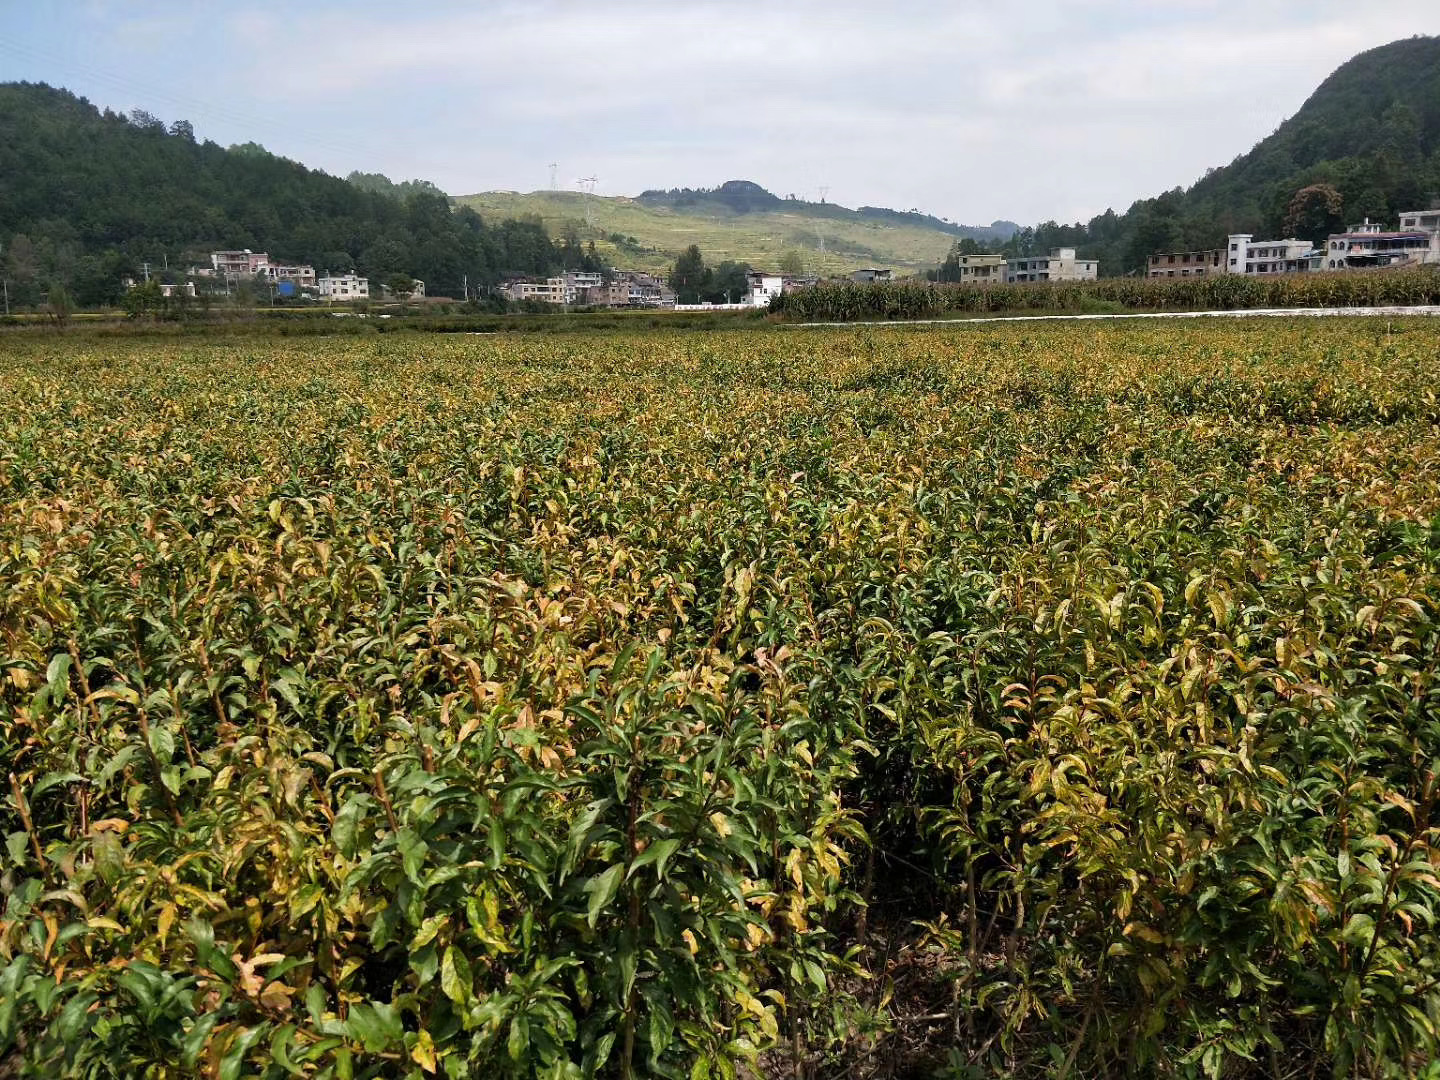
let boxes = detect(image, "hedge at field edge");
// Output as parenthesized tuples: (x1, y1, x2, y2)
(771, 266, 1440, 320)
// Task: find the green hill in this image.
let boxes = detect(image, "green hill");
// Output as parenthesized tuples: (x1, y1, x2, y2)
(1005, 35, 1440, 275)
(0, 82, 568, 305)
(454, 183, 1016, 277)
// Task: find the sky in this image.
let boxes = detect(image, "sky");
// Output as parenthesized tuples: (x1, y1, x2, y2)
(2, 1, 1438, 226)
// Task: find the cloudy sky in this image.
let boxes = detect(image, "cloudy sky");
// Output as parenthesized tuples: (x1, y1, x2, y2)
(4, 2, 1438, 225)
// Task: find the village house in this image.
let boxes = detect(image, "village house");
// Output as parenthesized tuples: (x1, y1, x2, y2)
(951, 253, 1008, 283)
(1146, 248, 1226, 278)
(1323, 218, 1439, 270)
(747, 271, 785, 307)
(1006, 248, 1098, 283)
(1225, 234, 1321, 275)
(317, 272, 369, 301)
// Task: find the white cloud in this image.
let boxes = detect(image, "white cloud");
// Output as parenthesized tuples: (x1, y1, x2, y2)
(17, 0, 1440, 223)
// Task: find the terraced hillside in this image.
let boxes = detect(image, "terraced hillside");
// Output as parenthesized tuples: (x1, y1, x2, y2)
(452, 188, 976, 276)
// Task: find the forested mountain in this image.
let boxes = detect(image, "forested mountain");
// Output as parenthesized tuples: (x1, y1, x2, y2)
(0, 82, 576, 305)
(997, 35, 1440, 275)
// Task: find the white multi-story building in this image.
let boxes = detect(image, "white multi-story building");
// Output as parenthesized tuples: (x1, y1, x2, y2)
(1322, 218, 1440, 270)
(1399, 209, 1440, 233)
(208, 250, 269, 277)
(202, 251, 315, 287)
(318, 273, 369, 301)
(1006, 248, 1098, 283)
(260, 262, 316, 286)
(747, 271, 785, 307)
(1224, 234, 1322, 275)
(123, 278, 196, 298)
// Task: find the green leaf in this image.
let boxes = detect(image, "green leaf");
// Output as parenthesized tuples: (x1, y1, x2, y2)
(333, 794, 371, 859)
(220, 1025, 267, 1080)
(180, 1012, 220, 1067)
(441, 946, 472, 1005)
(397, 827, 429, 883)
(30, 772, 82, 799)
(270, 1023, 305, 1076)
(1341, 913, 1375, 949)
(628, 838, 682, 881)
(347, 1002, 403, 1052)
(45, 653, 71, 705)
(148, 723, 175, 762)
(508, 1014, 530, 1062)
(585, 863, 625, 928)
(56, 992, 97, 1043)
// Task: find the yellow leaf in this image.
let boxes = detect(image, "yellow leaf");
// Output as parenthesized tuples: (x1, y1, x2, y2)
(156, 903, 177, 945)
(411, 1029, 438, 1073)
(259, 982, 295, 1011)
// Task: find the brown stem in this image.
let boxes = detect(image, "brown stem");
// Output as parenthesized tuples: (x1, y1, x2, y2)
(169, 679, 199, 767)
(197, 639, 229, 729)
(372, 768, 400, 834)
(135, 705, 184, 827)
(1357, 772, 1436, 984)
(621, 781, 642, 1080)
(67, 637, 99, 743)
(855, 840, 876, 948)
(10, 772, 45, 865)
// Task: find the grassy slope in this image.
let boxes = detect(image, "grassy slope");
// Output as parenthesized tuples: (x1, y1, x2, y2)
(453, 190, 959, 276)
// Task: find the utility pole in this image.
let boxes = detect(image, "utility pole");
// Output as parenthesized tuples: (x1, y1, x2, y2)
(142, 261, 151, 283)
(462, 273, 469, 301)
(2, 279, 8, 316)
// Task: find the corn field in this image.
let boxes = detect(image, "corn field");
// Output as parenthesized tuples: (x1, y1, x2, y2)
(770, 267, 1440, 321)
(2, 320, 1440, 1079)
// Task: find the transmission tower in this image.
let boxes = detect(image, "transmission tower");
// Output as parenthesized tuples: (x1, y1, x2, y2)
(577, 176, 598, 228)
(549, 163, 559, 190)
(816, 185, 830, 253)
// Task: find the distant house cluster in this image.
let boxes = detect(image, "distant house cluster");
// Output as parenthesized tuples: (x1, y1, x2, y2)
(1147, 211, 1440, 279)
(1006, 248, 1098, 283)
(499, 270, 676, 308)
(936, 250, 1102, 285)
(127, 249, 424, 302)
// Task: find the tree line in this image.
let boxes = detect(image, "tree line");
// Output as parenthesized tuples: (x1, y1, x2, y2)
(932, 37, 1440, 278)
(667, 244, 751, 304)
(0, 82, 605, 308)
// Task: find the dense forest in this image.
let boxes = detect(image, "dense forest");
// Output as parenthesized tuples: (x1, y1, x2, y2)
(0, 83, 596, 306)
(985, 35, 1440, 276)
